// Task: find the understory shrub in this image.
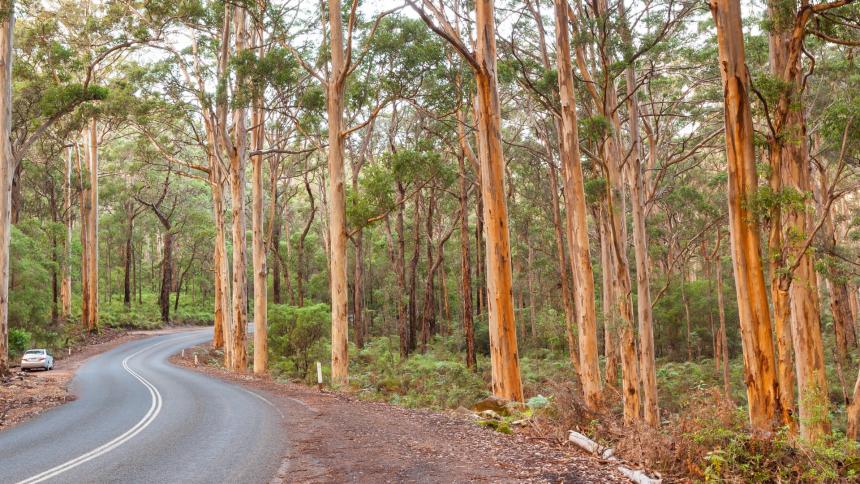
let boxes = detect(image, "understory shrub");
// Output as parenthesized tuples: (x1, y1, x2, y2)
(350, 336, 488, 409)
(268, 303, 330, 380)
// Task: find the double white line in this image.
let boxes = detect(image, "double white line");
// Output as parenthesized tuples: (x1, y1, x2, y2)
(17, 339, 169, 484)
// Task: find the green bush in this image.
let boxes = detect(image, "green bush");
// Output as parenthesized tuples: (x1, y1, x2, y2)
(9, 226, 52, 333)
(268, 303, 330, 380)
(99, 292, 213, 329)
(350, 336, 488, 409)
(9, 328, 31, 356)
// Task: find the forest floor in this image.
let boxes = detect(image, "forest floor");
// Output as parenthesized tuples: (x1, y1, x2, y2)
(173, 345, 628, 483)
(0, 327, 196, 431)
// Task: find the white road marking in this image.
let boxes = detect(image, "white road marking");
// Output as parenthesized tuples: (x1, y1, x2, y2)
(241, 389, 286, 419)
(16, 337, 175, 484)
(284, 396, 320, 414)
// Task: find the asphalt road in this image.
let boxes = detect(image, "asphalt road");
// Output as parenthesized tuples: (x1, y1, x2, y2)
(0, 329, 285, 484)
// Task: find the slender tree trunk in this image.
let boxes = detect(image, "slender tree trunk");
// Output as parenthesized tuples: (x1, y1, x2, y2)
(0, 8, 12, 375)
(159, 230, 173, 323)
(297, 176, 315, 307)
(327, 0, 349, 385)
(458, 155, 476, 369)
(848, 367, 860, 440)
(123, 207, 134, 308)
(271, 193, 282, 305)
(768, 147, 796, 429)
(210, 158, 230, 353)
(767, 1, 829, 441)
(554, 0, 599, 409)
(474, 0, 523, 401)
(681, 273, 693, 361)
(620, 19, 659, 423)
(226, 5, 249, 372)
(395, 182, 410, 358)
(85, 119, 99, 332)
(353, 230, 365, 348)
(547, 161, 579, 375)
(715, 232, 731, 399)
(251, 31, 268, 374)
(599, 207, 619, 388)
(711, 0, 782, 431)
(60, 147, 72, 323)
(408, 190, 421, 353)
(525, 230, 537, 340)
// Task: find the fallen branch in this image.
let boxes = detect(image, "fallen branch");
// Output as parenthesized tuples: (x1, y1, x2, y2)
(568, 431, 661, 484)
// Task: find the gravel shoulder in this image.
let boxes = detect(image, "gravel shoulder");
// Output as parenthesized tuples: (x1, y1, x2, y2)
(173, 345, 627, 484)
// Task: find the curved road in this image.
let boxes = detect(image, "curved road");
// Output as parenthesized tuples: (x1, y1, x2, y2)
(0, 329, 286, 484)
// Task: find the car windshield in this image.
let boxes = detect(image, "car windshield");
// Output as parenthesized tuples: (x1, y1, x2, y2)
(24, 350, 44, 355)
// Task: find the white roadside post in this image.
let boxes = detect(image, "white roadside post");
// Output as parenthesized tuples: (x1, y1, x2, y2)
(316, 361, 323, 391)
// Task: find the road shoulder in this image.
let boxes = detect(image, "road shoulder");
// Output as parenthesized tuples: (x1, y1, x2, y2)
(172, 345, 626, 483)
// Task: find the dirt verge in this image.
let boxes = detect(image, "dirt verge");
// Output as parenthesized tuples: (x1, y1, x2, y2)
(173, 345, 627, 483)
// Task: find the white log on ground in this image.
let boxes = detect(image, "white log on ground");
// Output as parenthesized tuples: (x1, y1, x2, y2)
(568, 431, 661, 484)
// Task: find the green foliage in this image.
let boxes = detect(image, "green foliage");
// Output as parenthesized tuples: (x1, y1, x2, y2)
(350, 336, 488, 409)
(698, 424, 860, 482)
(746, 185, 808, 221)
(9, 225, 53, 335)
(99, 292, 213, 330)
(268, 303, 331, 380)
(579, 115, 612, 143)
(9, 328, 32, 356)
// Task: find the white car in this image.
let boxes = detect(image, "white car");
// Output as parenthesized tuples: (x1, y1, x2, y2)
(20, 349, 54, 371)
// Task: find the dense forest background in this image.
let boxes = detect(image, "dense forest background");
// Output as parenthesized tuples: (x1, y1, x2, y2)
(0, 0, 859, 480)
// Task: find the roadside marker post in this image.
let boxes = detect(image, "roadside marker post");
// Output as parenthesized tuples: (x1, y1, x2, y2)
(316, 361, 323, 391)
(194, 354, 199, 366)
(181, 349, 185, 358)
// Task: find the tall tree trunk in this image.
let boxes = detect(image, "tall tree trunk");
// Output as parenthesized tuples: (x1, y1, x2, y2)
(848, 367, 860, 440)
(715, 232, 731, 399)
(599, 206, 619, 388)
(159, 230, 173, 323)
(353, 230, 365, 348)
(711, 0, 782, 431)
(123, 206, 134, 308)
(554, 0, 599, 409)
(458, 154, 475, 369)
(210, 157, 230, 353)
(0, 7, 12, 375)
(420, 187, 436, 350)
(525, 230, 536, 340)
(681, 273, 693, 361)
(85, 119, 99, 332)
(227, 5, 249, 372)
(620, 16, 659, 423)
(395, 182, 409, 358)
(251, 26, 268, 374)
(768, 147, 796, 429)
(474, 0, 523, 402)
(60, 146, 72, 323)
(327, 0, 349, 385)
(271, 191, 282, 305)
(768, 4, 829, 440)
(407, 190, 421, 353)
(547, 161, 579, 375)
(297, 176, 315, 307)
